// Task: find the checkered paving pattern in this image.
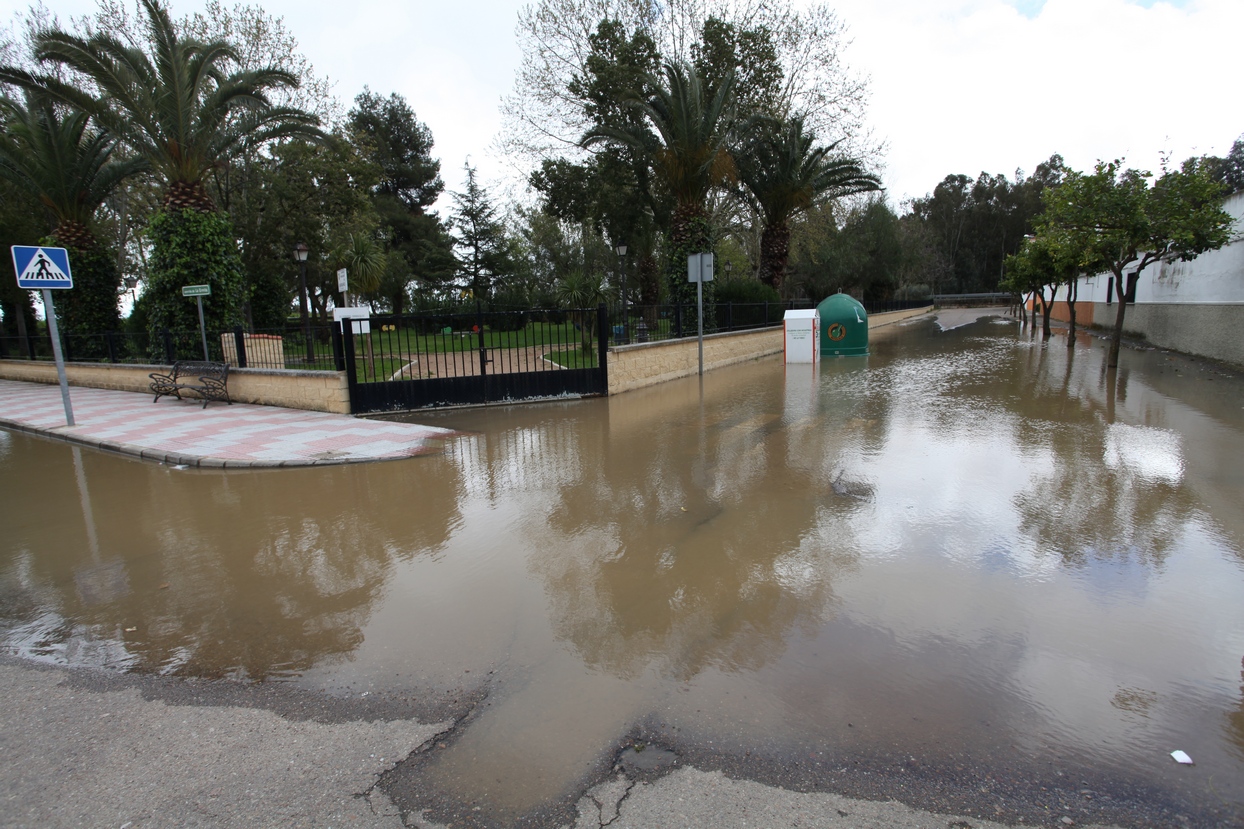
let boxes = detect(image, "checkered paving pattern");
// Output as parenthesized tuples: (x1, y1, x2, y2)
(0, 379, 455, 467)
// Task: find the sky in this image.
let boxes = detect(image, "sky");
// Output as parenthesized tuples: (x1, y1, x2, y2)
(2, 0, 1241, 215)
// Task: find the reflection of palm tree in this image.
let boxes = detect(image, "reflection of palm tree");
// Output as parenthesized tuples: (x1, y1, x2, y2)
(528, 373, 862, 680)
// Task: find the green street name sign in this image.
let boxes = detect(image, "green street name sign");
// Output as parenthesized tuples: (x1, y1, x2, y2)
(182, 284, 211, 297)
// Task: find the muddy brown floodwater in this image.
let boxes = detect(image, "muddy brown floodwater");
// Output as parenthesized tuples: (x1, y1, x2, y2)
(2, 315, 1244, 828)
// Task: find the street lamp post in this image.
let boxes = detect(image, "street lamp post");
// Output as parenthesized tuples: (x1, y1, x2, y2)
(616, 243, 628, 344)
(293, 243, 313, 363)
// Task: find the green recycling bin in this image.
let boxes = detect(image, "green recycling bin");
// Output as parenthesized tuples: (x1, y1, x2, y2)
(817, 293, 869, 356)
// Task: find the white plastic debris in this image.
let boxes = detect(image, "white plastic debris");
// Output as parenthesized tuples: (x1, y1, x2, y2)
(1170, 750, 1194, 765)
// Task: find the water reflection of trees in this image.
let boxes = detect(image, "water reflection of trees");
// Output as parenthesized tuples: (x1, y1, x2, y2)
(1005, 339, 1196, 567)
(522, 369, 864, 681)
(0, 436, 464, 679)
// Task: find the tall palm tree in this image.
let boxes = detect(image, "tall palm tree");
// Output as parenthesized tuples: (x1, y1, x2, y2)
(584, 60, 740, 314)
(0, 92, 146, 345)
(0, 0, 323, 213)
(0, 0, 326, 349)
(737, 117, 881, 291)
(0, 92, 146, 248)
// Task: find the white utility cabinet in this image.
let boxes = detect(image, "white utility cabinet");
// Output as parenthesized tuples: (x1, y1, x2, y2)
(783, 309, 820, 363)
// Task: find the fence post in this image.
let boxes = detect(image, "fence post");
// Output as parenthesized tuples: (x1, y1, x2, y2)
(0, 328, 7, 359)
(596, 303, 609, 394)
(232, 326, 247, 368)
(330, 320, 344, 371)
(726, 302, 733, 332)
(106, 331, 118, 363)
(341, 321, 358, 412)
(162, 328, 174, 363)
(61, 330, 73, 363)
(674, 303, 683, 339)
(476, 301, 488, 378)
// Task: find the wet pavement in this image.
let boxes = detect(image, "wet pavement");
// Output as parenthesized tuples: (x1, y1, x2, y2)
(0, 379, 453, 466)
(2, 312, 1244, 829)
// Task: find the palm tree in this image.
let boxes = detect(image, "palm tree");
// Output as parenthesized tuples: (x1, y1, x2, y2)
(0, 0, 322, 212)
(737, 117, 881, 291)
(0, 92, 146, 346)
(0, 92, 146, 247)
(0, 0, 326, 350)
(585, 60, 741, 316)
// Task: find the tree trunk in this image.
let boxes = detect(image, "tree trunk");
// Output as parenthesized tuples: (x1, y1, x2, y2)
(1038, 286, 1052, 338)
(667, 202, 714, 333)
(1065, 277, 1078, 346)
(1108, 268, 1128, 368)
(638, 252, 660, 327)
(758, 220, 790, 291)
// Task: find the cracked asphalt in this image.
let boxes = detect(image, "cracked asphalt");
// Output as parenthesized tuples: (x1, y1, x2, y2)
(0, 657, 1135, 829)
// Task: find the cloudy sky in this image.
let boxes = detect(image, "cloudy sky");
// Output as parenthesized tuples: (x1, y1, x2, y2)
(3, 0, 1240, 213)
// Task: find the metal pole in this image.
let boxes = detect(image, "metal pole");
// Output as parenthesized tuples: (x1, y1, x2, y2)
(299, 259, 314, 363)
(196, 295, 209, 360)
(620, 256, 628, 345)
(696, 272, 704, 377)
(41, 289, 74, 426)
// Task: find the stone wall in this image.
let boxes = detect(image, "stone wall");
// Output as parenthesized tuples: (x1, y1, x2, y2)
(1089, 302, 1244, 367)
(0, 360, 351, 414)
(607, 306, 931, 395)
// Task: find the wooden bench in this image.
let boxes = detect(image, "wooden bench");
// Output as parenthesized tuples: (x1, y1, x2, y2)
(149, 361, 231, 409)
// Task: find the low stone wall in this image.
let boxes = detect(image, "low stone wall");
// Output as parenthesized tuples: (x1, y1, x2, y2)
(607, 305, 931, 395)
(0, 359, 351, 414)
(1089, 302, 1244, 367)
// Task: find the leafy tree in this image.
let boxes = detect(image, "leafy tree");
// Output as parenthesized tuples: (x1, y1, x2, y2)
(693, 16, 782, 118)
(1038, 158, 1234, 367)
(504, 0, 874, 166)
(533, 20, 663, 308)
(1201, 135, 1244, 195)
(1002, 231, 1079, 340)
(348, 89, 455, 305)
(0, 175, 48, 348)
(0, 91, 145, 349)
(909, 156, 1065, 293)
(231, 136, 379, 328)
(789, 196, 902, 301)
(450, 164, 512, 299)
(736, 116, 880, 291)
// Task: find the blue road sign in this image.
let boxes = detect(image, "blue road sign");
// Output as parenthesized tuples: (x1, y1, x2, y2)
(12, 245, 74, 289)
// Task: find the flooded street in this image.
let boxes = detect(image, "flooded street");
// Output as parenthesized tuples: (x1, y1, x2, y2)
(2, 315, 1244, 827)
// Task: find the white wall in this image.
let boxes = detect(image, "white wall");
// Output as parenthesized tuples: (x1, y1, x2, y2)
(1074, 191, 1244, 304)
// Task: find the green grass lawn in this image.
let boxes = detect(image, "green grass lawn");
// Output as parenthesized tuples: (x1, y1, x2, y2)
(544, 347, 599, 369)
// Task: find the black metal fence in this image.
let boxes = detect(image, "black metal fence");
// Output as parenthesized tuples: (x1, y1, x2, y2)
(0, 297, 933, 369)
(0, 323, 342, 370)
(603, 297, 932, 345)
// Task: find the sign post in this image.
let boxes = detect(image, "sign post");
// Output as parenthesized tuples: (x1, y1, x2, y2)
(181, 284, 211, 360)
(12, 245, 75, 425)
(686, 252, 714, 376)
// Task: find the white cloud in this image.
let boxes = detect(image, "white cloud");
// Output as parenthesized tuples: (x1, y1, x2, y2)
(3, 0, 1239, 212)
(830, 0, 1244, 202)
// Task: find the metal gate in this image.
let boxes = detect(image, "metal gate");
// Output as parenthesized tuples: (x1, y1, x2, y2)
(342, 305, 609, 413)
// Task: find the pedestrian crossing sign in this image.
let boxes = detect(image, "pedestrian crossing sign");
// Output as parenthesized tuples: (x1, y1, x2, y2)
(12, 245, 74, 289)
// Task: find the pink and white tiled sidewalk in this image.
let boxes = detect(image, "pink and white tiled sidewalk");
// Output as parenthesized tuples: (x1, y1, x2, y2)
(0, 379, 455, 467)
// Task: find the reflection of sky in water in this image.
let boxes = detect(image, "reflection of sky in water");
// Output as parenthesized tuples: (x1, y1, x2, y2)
(1105, 423, 1184, 483)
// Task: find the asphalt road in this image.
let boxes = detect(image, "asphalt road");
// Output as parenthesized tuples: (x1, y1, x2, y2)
(0, 657, 1132, 829)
